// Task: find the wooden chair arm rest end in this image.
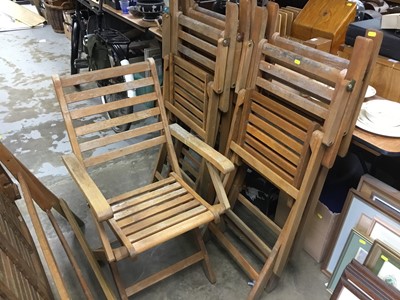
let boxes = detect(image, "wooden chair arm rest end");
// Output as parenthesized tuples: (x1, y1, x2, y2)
(62, 154, 113, 222)
(169, 123, 235, 174)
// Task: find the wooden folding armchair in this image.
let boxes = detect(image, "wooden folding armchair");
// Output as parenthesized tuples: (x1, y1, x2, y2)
(52, 59, 234, 299)
(209, 33, 376, 299)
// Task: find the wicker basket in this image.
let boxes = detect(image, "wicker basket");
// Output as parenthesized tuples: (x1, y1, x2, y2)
(44, 0, 75, 33)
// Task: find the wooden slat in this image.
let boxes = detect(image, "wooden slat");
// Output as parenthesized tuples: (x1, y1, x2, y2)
(70, 92, 158, 119)
(59, 61, 151, 87)
(120, 194, 194, 229)
(174, 56, 209, 83)
(262, 42, 341, 86)
(132, 210, 214, 253)
(230, 141, 299, 199)
(128, 206, 207, 243)
(259, 61, 334, 103)
(75, 107, 161, 136)
(174, 84, 204, 113)
(126, 252, 204, 297)
(174, 91, 204, 121)
(244, 134, 297, 178)
(249, 105, 306, 152)
(0, 234, 48, 298)
(178, 30, 217, 56)
(226, 210, 272, 257)
(109, 176, 176, 204)
(174, 67, 206, 96)
(65, 77, 154, 104)
(208, 223, 259, 281)
(114, 189, 189, 226)
(178, 14, 221, 42)
(177, 44, 216, 71)
(121, 198, 198, 235)
(187, 7, 225, 29)
(238, 194, 282, 236)
(18, 175, 70, 300)
(80, 122, 164, 152)
(246, 122, 301, 166)
(256, 76, 328, 119)
(251, 91, 312, 131)
(168, 101, 203, 130)
(84, 135, 166, 167)
(174, 77, 205, 108)
(271, 35, 349, 70)
(242, 141, 294, 184)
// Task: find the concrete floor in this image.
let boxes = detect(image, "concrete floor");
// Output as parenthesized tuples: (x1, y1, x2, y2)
(0, 23, 331, 299)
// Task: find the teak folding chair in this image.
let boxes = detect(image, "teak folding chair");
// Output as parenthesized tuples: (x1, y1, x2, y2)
(160, 1, 239, 194)
(52, 59, 234, 299)
(209, 33, 376, 299)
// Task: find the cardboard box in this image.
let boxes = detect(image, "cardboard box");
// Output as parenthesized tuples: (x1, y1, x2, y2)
(381, 13, 400, 30)
(303, 201, 340, 263)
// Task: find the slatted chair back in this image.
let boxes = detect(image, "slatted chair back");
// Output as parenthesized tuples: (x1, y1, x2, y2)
(210, 34, 377, 300)
(53, 60, 179, 181)
(266, 30, 382, 167)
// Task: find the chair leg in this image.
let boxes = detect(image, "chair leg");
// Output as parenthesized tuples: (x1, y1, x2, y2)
(109, 261, 128, 300)
(192, 228, 216, 284)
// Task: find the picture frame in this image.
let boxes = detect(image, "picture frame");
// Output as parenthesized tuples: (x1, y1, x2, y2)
(326, 229, 372, 293)
(332, 278, 367, 300)
(331, 259, 399, 300)
(323, 188, 400, 275)
(358, 174, 400, 218)
(364, 239, 400, 291)
(367, 218, 400, 253)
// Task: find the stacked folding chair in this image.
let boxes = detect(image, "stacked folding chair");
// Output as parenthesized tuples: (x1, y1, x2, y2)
(209, 21, 382, 300)
(160, 0, 241, 193)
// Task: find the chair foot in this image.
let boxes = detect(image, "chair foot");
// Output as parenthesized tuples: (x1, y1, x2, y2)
(109, 261, 129, 300)
(265, 273, 280, 293)
(193, 228, 216, 284)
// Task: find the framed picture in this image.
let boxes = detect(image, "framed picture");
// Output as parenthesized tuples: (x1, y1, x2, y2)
(326, 229, 372, 293)
(367, 219, 400, 253)
(332, 278, 367, 300)
(331, 259, 399, 300)
(358, 174, 400, 218)
(323, 188, 400, 275)
(364, 240, 400, 291)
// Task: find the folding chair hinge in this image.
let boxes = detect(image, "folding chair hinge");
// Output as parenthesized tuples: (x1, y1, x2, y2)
(346, 79, 356, 92)
(222, 38, 230, 47)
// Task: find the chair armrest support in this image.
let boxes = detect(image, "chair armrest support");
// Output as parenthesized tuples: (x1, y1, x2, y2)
(169, 123, 235, 174)
(62, 153, 113, 222)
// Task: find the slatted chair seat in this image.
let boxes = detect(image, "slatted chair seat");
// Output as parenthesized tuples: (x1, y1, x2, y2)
(53, 59, 233, 299)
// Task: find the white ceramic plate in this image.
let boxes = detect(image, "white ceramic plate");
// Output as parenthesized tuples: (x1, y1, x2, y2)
(364, 99, 400, 127)
(357, 102, 400, 137)
(364, 85, 376, 98)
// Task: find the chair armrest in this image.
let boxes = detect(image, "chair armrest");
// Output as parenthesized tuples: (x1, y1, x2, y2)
(62, 153, 113, 222)
(169, 123, 235, 174)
